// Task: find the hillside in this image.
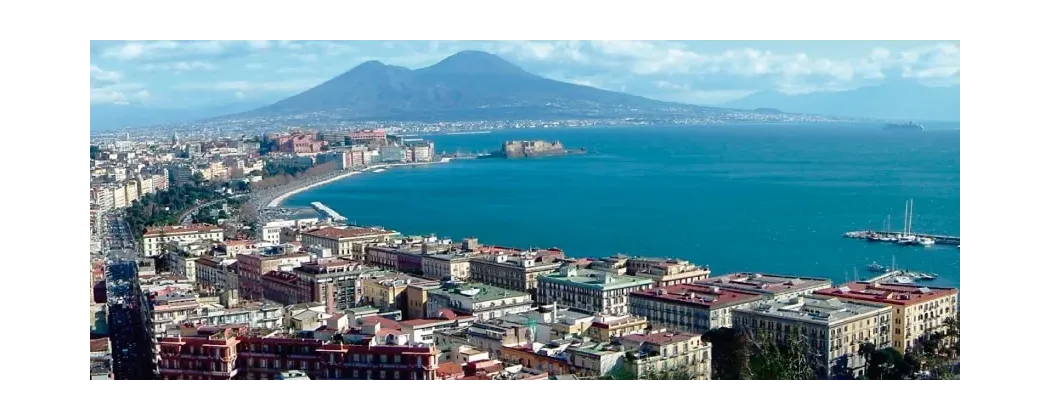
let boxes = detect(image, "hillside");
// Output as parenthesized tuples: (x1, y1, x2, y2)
(239, 51, 724, 120)
(725, 83, 960, 122)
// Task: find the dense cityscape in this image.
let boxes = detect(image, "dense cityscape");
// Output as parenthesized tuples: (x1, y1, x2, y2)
(89, 127, 960, 380)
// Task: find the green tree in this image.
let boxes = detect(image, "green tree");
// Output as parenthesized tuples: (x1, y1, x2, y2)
(702, 327, 751, 380)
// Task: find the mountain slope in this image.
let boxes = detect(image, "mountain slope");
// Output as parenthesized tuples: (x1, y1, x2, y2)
(240, 50, 717, 120)
(725, 83, 960, 122)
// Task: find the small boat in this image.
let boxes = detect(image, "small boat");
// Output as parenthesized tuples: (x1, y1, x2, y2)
(908, 272, 937, 281)
(917, 237, 935, 247)
(891, 274, 916, 284)
(897, 235, 917, 246)
(867, 262, 886, 272)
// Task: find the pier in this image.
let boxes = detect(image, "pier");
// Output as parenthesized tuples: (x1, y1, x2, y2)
(310, 202, 347, 222)
(843, 230, 960, 246)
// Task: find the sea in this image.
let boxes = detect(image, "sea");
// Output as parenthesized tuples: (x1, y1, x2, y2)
(288, 124, 961, 289)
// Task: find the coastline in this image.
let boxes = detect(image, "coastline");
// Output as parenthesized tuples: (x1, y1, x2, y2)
(263, 157, 454, 209)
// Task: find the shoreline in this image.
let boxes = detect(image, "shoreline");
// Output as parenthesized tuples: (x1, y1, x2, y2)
(263, 157, 454, 209)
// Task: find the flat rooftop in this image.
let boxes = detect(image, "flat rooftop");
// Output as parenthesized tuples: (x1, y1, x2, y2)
(432, 283, 529, 302)
(631, 283, 763, 309)
(734, 295, 889, 325)
(145, 223, 222, 236)
(813, 282, 957, 306)
(540, 267, 653, 290)
(698, 272, 832, 295)
(621, 331, 698, 346)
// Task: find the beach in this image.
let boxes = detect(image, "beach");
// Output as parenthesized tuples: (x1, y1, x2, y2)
(258, 157, 454, 211)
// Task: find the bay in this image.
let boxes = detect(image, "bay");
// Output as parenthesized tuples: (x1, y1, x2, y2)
(287, 124, 960, 288)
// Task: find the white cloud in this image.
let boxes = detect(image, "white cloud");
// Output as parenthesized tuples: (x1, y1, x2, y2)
(174, 78, 324, 93)
(90, 64, 151, 105)
(140, 61, 215, 72)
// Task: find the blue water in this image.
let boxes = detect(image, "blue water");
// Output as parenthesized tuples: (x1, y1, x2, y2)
(288, 124, 960, 289)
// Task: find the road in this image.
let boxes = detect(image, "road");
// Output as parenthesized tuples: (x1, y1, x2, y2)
(102, 211, 140, 261)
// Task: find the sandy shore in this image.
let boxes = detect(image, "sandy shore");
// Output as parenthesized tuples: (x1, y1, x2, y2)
(264, 158, 453, 209)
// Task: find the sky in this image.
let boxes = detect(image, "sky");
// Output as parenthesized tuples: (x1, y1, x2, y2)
(89, 40, 960, 109)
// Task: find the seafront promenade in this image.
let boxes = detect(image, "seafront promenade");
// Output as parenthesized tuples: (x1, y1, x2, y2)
(246, 158, 453, 221)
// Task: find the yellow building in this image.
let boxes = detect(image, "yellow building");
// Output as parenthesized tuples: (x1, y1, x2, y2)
(585, 314, 648, 342)
(621, 330, 711, 380)
(360, 271, 438, 314)
(732, 295, 892, 379)
(815, 282, 959, 353)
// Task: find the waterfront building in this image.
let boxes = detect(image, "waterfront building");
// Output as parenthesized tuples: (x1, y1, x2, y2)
(732, 295, 893, 379)
(813, 282, 959, 353)
(469, 250, 563, 297)
(316, 151, 348, 170)
(405, 139, 434, 162)
(537, 266, 653, 316)
(379, 145, 405, 162)
(426, 282, 533, 321)
(142, 224, 224, 257)
(624, 256, 711, 287)
(621, 330, 711, 380)
(629, 283, 764, 334)
(697, 272, 833, 301)
(300, 226, 398, 258)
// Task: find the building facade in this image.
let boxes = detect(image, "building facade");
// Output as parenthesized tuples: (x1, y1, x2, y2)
(732, 295, 893, 379)
(537, 266, 653, 316)
(629, 283, 764, 334)
(300, 227, 397, 258)
(142, 224, 224, 257)
(814, 282, 959, 353)
(621, 331, 711, 380)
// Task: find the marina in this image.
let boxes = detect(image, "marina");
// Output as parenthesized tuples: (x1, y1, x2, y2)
(843, 199, 959, 246)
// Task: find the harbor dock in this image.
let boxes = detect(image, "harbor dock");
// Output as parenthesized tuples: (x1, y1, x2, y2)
(844, 230, 960, 246)
(311, 201, 347, 222)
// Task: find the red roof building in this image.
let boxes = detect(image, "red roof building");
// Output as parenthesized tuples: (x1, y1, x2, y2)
(629, 283, 764, 334)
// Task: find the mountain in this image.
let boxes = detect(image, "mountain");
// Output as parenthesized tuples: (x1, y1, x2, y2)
(725, 83, 960, 122)
(91, 101, 272, 132)
(238, 51, 721, 121)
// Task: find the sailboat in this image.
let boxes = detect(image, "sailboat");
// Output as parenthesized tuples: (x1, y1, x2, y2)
(897, 199, 917, 245)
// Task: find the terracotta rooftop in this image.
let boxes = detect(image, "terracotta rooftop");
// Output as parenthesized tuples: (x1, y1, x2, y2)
(813, 282, 957, 306)
(303, 227, 393, 240)
(630, 283, 763, 308)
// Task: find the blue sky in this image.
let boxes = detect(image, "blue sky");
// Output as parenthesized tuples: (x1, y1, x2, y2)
(89, 40, 960, 108)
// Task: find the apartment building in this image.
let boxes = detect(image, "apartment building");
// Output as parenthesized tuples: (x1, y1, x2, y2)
(629, 283, 764, 334)
(537, 266, 653, 316)
(814, 282, 958, 353)
(732, 295, 893, 379)
(697, 272, 833, 301)
(426, 282, 533, 321)
(142, 224, 224, 257)
(360, 271, 439, 313)
(469, 250, 563, 296)
(621, 330, 711, 380)
(300, 227, 398, 258)
(235, 252, 312, 300)
(624, 257, 711, 287)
